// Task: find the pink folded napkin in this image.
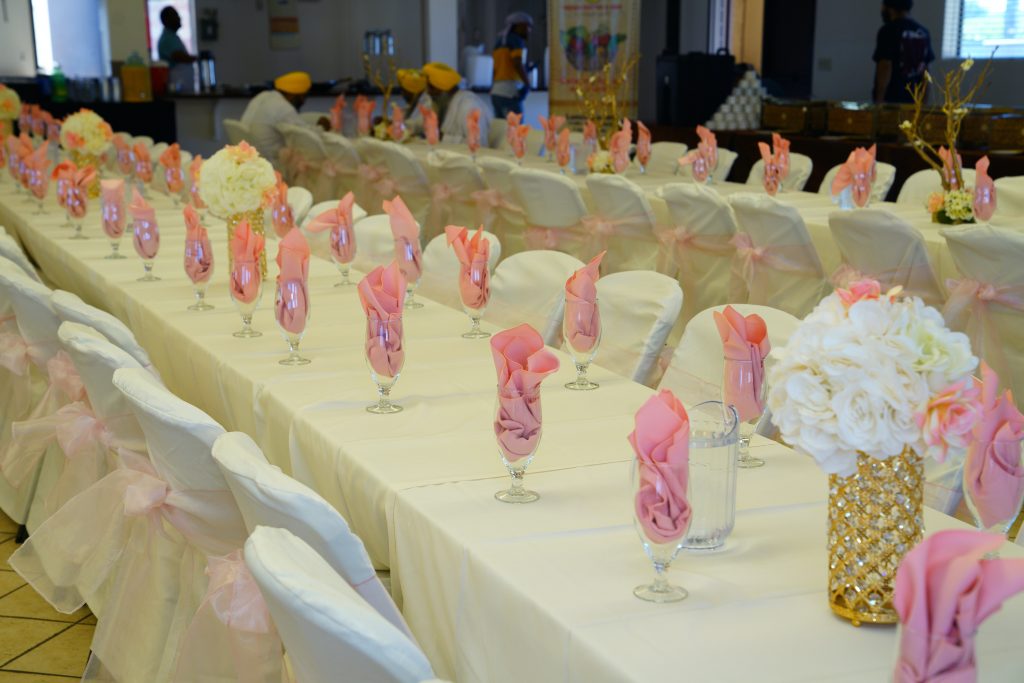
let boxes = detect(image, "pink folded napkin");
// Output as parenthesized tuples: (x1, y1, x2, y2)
(358, 261, 406, 377)
(678, 145, 710, 183)
(330, 95, 346, 132)
(964, 363, 1024, 529)
(556, 128, 571, 168)
(629, 389, 692, 545)
(307, 192, 357, 265)
(100, 179, 126, 239)
(466, 109, 481, 155)
(159, 143, 184, 194)
(505, 112, 522, 149)
(636, 121, 652, 169)
(831, 146, 875, 208)
(771, 132, 791, 180)
(539, 114, 565, 154)
(490, 323, 560, 463)
(384, 196, 422, 283)
(758, 141, 781, 196)
(66, 166, 96, 220)
(183, 204, 213, 285)
(269, 181, 294, 238)
(30, 105, 45, 137)
(696, 125, 718, 170)
(715, 305, 770, 423)
(112, 136, 133, 175)
(446, 225, 491, 310)
(564, 251, 604, 353)
(26, 142, 50, 199)
(420, 105, 439, 146)
(230, 220, 264, 304)
(609, 119, 631, 174)
(188, 155, 205, 209)
(939, 146, 964, 189)
(583, 120, 598, 148)
(893, 529, 1024, 683)
(389, 103, 405, 142)
(52, 160, 76, 209)
(355, 96, 376, 136)
(133, 143, 152, 183)
(129, 187, 158, 258)
(511, 124, 529, 160)
(274, 228, 311, 335)
(974, 156, 996, 222)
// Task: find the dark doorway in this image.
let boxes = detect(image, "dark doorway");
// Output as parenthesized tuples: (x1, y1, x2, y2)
(760, 0, 816, 98)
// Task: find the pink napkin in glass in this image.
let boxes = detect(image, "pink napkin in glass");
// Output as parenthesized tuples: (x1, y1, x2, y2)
(306, 192, 357, 265)
(51, 160, 76, 210)
(129, 187, 158, 258)
(159, 143, 184, 194)
(490, 323, 560, 463)
(100, 178, 126, 239)
(355, 96, 376, 136)
(466, 109, 481, 155)
(629, 389, 692, 545)
(679, 144, 711, 183)
(715, 305, 770, 423)
(330, 94, 346, 132)
(963, 362, 1024, 529)
(505, 112, 522, 149)
(696, 125, 718, 170)
(556, 128, 571, 168)
(133, 143, 152, 184)
(609, 127, 631, 174)
(188, 155, 205, 209)
(269, 181, 294, 238)
(274, 228, 311, 335)
(112, 136, 133, 175)
(893, 529, 1024, 683)
(511, 125, 530, 160)
(183, 204, 213, 285)
(358, 261, 406, 377)
(636, 121, 652, 168)
(230, 220, 265, 304)
(939, 146, 964, 189)
(564, 251, 604, 353)
(831, 146, 874, 207)
(445, 225, 490, 310)
(66, 166, 96, 220)
(583, 120, 598, 149)
(384, 196, 422, 283)
(758, 141, 781, 196)
(539, 114, 565, 154)
(389, 103, 406, 142)
(26, 142, 50, 199)
(771, 132, 791, 180)
(974, 156, 996, 222)
(420, 105, 439, 145)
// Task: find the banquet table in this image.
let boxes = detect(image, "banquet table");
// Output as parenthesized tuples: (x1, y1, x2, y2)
(2, 181, 1024, 682)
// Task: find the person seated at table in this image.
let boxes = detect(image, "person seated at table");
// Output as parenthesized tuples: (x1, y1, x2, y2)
(422, 61, 491, 146)
(398, 68, 430, 135)
(240, 71, 330, 167)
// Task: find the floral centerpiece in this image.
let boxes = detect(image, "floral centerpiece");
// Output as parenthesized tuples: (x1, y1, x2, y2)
(60, 109, 112, 197)
(767, 279, 978, 625)
(587, 150, 615, 174)
(899, 58, 992, 225)
(0, 85, 20, 139)
(198, 141, 276, 277)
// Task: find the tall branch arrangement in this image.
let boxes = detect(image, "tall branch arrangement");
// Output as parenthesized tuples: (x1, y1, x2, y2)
(899, 57, 992, 192)
(573, 53, 640, 149)
(362, 54, 398, 122)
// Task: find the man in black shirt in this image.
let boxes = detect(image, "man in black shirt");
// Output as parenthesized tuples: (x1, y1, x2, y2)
(872, 0, 935, 103)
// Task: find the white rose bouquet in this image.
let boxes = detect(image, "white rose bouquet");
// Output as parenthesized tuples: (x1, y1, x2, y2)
(60, 109, 113, 156)
(198, 142, 277, 218)
(767, 279, 979, 477)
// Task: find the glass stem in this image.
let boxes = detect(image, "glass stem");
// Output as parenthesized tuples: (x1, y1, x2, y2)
(143, 262, 153, 277)
(194, 288, 205, 306)
(575, 362, 589, 384)
(509, 468, 525, 494)
(110, 242, 120, 257)
(377, 383, 392, 409)
(340, 265, 350, 285)
(241, 314, 253, 332)
(652, 562, 670, 592)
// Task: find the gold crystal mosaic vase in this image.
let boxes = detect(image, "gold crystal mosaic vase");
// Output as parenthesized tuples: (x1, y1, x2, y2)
(827, 448, 923, 626)
(226, 209, 267, 280)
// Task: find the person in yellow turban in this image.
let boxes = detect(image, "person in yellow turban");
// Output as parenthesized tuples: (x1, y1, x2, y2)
(422, 62, 492, 146)
(397, 68, 431, 131)
(241, 71, 329, 171)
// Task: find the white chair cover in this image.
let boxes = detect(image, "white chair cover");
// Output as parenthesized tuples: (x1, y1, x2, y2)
(489, 118, 508, 150)
(679, 147, 739, 182)
(994, 176, 1024, 217)
(746, 152, 814, 192)
(379, 143, 432, 227)
(828, 209, 945, 306)
(212, 432, 413, 639)
(353, 214, 401, 275)
(942, 225, 1024, 412)
(287, 185, 314, 225)
(898, 168, 977, 207)
(509, 168, 588, 258)
(489, 251, 584, 346)
(819, 162, 897, 203)
(321, 132, 364, 201)
(301, 199, 368, 260)
(425, 150, 488, 239)
(51, 290, 157, 374)
(648, 141, 688, 175)
(594, 270, 683, 386)
(245, 526, 436, 683)
(655, 182, 739, 326)
(278, 123, 327, 191)
(728, 193, 831, 318)
(583, 174, 662, 273)
(223, 118, 251, 146)
(0, 231, 42, 282)
(354, 137, 395, 214)
(477, 157, 528, 256)
(419, 230, 502, 310)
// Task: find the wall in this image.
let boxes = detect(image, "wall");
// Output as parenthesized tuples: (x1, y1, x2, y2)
(104, 0, 149, 62)
(0, 0, 36, 77)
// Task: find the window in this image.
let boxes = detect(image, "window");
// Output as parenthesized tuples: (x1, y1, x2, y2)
(146, 0, 196, 63)
(945, 0, 1024, 59)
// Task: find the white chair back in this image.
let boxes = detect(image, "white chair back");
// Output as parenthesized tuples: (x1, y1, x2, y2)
(223, 118, 251, 146)
(489, 118, 508, 150)
(132, 136, 155, 150)
(353, 214, 400, 274)
(212, 432, 412, 638)
(425, 150, 487, 238)
(994, 176, 1024, 217)
(476, 156, 528, 255)
(5, 275, 59, 364)
(728, 193, 831, 318)
(278, 123, 327, 191)
(649, 141, 688, 175)
(321, 132, 363, 199)
(829, 209, 945, 307)
(419, 229, 502, 309)
(245, 526, 436, 683)
(584, 174, 660, 273)
(489, 250, 583, 346)
(287, 186, 314, 225)
(0, 231, 41, 282)
(378, 143, 432, 226)
(594, 270, 683, 386)
(679, 147, 738, 182)
(746, 152, 814, 192)
(898, 168, 977, 207)
(818, 162, 897, 203)
(51, 290, 155, 373)
(509, 168, 588, 257)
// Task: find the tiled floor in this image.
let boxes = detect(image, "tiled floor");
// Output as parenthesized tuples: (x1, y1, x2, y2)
(0, 512, 93, 681)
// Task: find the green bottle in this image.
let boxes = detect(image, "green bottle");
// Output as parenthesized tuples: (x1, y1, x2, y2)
(52, 64, 68, 103)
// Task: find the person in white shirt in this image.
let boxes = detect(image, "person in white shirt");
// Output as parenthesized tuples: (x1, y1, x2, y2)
(422, 62, 491, 146)
(240, 71, 328, 168)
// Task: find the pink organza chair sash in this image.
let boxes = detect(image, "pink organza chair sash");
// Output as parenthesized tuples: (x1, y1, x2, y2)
(730, 232, 822, 290)
(943, 278, 1024, 392)
(471, 188, 524, 230)
(0, 330, 46, 376)
(359, 163, 398, 203)
(428, 181, 482, 233)
(657, 225, 740, 300)
(278, 147, 312, 182)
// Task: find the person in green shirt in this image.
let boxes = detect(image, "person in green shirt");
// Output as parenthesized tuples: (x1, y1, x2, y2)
(157, 7, 195, 67)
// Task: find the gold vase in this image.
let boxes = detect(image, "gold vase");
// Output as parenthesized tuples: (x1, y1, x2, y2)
(69, 151, 102, 199)
(226, 209, 267, 279)
(828, 448, 923, 626)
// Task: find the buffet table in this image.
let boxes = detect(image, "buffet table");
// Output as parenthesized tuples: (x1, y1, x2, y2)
(2, 182, 1023, 682)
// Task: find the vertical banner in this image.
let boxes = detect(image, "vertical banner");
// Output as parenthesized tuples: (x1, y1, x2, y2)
(268, 0, 300, 51)
(548, 0, 641, 125)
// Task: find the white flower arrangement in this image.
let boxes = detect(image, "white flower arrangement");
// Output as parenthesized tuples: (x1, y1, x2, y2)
(59, 109, 113, 156)
(0, 85, 20, 121)
(587, 150, 615, 174)
(767, 280, 978, 477)
(927, 189, 975, 224)
(197, 142, 277, 218)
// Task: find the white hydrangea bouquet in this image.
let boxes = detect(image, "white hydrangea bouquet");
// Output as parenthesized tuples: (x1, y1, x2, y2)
(198, 141, 276, 218)
(59, 108, 113, 157)
(767, 279, 979, 477)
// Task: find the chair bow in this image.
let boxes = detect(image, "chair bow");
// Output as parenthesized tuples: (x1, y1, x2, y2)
(0, 331, 34, 376)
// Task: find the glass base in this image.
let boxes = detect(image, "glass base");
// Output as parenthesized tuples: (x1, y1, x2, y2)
(104, 252, 127, 260)
(334, 280, 353, 287)
(188, 302, 215, 311)
(738, 454, 765, 469)
(233, 328, 262, 338)
(494, 488, 540, 504)
(405, 300, 424, 310)
(367, 401, 403, 414)
(462, 329, 491, 339)
(137, 274, 161, 282)
(279, 355, 311, 366)
(565, 379, 599, 391)
(69, 233, 88, 240)
(633, 583, 688, 603)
